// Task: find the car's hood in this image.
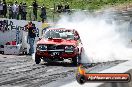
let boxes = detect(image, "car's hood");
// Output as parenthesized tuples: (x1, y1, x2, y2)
(37, 38, 77, 46)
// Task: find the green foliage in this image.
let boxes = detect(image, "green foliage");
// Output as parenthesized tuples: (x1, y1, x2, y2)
(6, 0, 132, 21)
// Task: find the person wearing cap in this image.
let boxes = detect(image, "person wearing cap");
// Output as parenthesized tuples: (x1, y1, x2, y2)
(25, 22, 36, 55)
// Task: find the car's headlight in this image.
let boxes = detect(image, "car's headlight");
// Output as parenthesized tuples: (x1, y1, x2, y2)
(65, 45, 74, 52)
(37, 45, 47, 51)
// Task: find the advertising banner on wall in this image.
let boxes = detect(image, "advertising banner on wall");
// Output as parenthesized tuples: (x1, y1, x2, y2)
(0, 18, 42, 46)
(0, 18, 42, 36)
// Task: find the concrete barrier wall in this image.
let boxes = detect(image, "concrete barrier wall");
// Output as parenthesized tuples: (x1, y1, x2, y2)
(0, 30, 23, 45)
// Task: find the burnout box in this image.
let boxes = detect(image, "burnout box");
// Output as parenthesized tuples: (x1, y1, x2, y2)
(4, 44, 22, 55)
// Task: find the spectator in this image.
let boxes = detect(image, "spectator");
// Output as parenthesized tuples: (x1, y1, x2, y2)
(22, 3, 27, 20)
(12, 1, 19, 19)
(40, 4, 47, 23)
(56, 3, 63, 13)
(3, 0, 7, 17)
(0, 0, 3, 17)
(32, 0, 38, 21)
(2, 20, 8, 31)
(18, 2, 23, 20)
(0, 20, 8, 32)
(64, 2, 70, 13)
(25, 21, 36, 55)
(8, 3, 13, 19)
(0, 21, 4, 32)
(0, 20, 2, 31)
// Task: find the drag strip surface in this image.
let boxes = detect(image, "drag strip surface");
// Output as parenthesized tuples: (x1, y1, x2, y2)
(0, 55, 76, 87)
(0, 55, 126, 87)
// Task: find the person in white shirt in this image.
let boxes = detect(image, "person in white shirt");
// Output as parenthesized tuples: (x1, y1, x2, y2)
(12, 1, 19, 19)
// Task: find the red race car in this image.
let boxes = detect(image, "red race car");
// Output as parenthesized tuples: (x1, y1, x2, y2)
(35, 28, 83, 65)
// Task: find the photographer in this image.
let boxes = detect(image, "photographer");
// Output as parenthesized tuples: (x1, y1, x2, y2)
(25, 22, 36, 55)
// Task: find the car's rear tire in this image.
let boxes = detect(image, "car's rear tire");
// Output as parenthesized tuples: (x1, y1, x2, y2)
(72, 56, 77, 66)
(35, 53, 41, 64)
(72, 55, 81, 66)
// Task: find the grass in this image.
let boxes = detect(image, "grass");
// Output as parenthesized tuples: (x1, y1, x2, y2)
(5, 0, 132, 21)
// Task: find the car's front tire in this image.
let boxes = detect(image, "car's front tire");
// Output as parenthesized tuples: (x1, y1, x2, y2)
(35, 53, 41, 64)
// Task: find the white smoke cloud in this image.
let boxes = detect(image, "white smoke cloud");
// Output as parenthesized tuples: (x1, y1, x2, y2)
(54, 11, 132, 63)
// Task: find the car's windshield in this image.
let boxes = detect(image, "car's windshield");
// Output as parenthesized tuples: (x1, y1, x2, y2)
(44, 30, 74, 40)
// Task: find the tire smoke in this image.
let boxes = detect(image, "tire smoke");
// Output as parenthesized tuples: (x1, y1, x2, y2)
(55, 11, 132, 63)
